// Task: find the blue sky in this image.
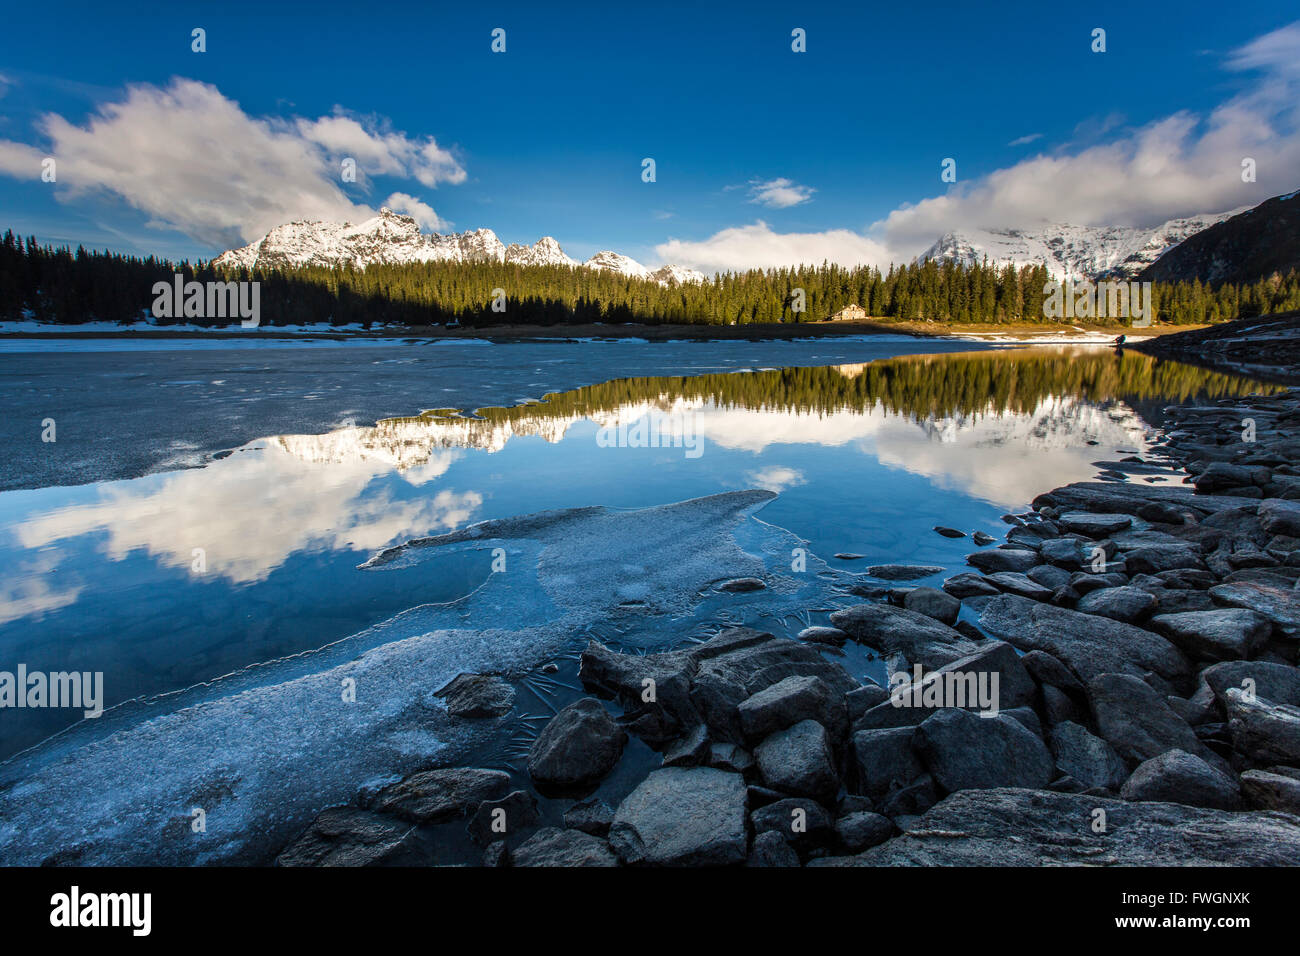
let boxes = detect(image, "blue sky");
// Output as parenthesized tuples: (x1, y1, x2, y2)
(0, 1, 1297, 269)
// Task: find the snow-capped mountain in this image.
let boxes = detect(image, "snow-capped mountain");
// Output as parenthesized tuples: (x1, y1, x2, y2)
(914, 208, 1251, 281)
(213, 208, 704, 285)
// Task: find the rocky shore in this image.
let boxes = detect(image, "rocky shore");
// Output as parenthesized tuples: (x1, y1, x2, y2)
(277, 386, 1300, 867)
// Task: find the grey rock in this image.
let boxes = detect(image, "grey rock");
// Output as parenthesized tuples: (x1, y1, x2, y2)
(852, 726, 925, 797)
(747, 830, 801, 867)
(1123, 546, 1206, 575)
(1239, 769, 1300, 813)
(811, 788, 1300, 865)
(1048, 721, 1129, 791)
(972, 531, 997, 546)
(934, 526, 967, 538)
(708, 741, 754, 773)
(1027, 565, 1073, 590)
(609, 767, 748, 866)
(717, 577, 766, 592)
(754, 719, 840, 800)
(1057, 512, 1133, 536)
(967, 549, 1039, 573)
(1150, 609, 1273, 661)
(797, 625, 849, 646)
(433, 673, 516, 718)
(1075, 586, 1157, 623)
(661, 723, 710, 767)
(511, 827, 619, 867)
(1259, 498, 1300, 537)
(1197, 660, 1300, 710)
(738, 674, 845, 742)
(276, 808, 414, 867)
(903, 586, 961, 625)
(1021, 649, 1084, 693)
(1119, 749, 1242, 810)
(364, 767, 512, 823)
(830, 603, 980, 670)
(914, 708, 1054, 793)
(563, 798, 615, 836)
(979, 594, 1191, 686)
(1224, 689, 1300, 764)
(943, 572, 1002, 599)
(834, 811, 894, 852)
(983, 572, 1053, 600)
(1088, 673, 1211, 766)
(528, 698, 627, 790)
(846, 683, 889, 721)
(750, 797, 834, 854)
(1210, 581, 1300, 636)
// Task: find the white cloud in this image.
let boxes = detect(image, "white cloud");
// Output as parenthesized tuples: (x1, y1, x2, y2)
(745, 466, 806, 492)
(383, 192, 449, 231)
(656, 221, 891, 272)
(660, 21, 1300, 273)
(747, 177, 815, 208)
(0, 78, 466, 249)
(1008, 133, 1043, 146)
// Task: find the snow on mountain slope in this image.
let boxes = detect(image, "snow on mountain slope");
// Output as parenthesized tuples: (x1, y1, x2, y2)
(214, 208, 702, 284)
(914, 208, 1250, 281)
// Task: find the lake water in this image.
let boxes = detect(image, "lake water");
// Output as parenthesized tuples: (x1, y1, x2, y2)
(0, 338, 1279, 864)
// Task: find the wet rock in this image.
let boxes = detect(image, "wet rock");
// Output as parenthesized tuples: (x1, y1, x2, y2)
(1058, 512, 1133, 537)
(467, 790, 539, 846)
(738, 674, 846, 743)
(867, 564, 946, 580)
(1048, 721, 1128, 791)
(433, 673, 516, 718)
(1259, 499, 1300, 537)
(754, 719, 840, 800)
(276, 808, 414, 867)
(1149, 609, 1273, 661)
(797, 625, 848, 646)
(934, 526, 967, 538)
(717, 577, 766, 592)
(979, 595, 1191, 686)
(1027, 565, 1073, 591)
(1070, 571, 1129, 595)
(845, 683, 889, 721)
(1119, 749, 1242, 810)
(563, 798, 615, 836)
(746, 831, 800, 867)
(512, 827, 619, 867)
(661, 723, 710, 768)
(966, 549, 1039, 574)
(1240, 769, 1300, 813)
(1224, 689, 1300, 764)
(750, 797, 834, 854)
(1040, 538, 1092, 568)
(1210, 581, 1300, 636)
(609, 767, 748, 866)
(830, 603, 980, 670)
(835, 553, 865, 560)
(528, 698, 627, 791)
(834, 811, 894, 852)
(364, 767, 512, 823)
(1088, 673, 1211, 767)
(914, 709, 1054, 793)
(812, 788, 1300, 865)
(972, 531, 996, 546)
(852, 726, 925, 797)
(1196, 660, 1300, 710)
(983, 572, 1053, 601)
(1021, 649, 1083, 693)
(1194, 462, 1271, 493)
(903, 586, 961, 625)
(942, 573, 1001, 599)
(1123, 546, 1206, 575)
(1074, 586, 1157, 623)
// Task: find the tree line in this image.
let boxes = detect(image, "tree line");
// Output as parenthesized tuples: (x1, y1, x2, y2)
(2, 229, 1298, 328)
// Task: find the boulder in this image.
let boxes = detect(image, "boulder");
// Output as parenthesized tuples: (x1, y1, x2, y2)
(834, 811, 894, 852)
(1239, 769, 1300, 814)
(433, 673, 515, 718)
(943, 573, 1002, 598)
(511, 828, 619, 867)
(738, 674, 846, 742)
(754, 719, 840, 800)
(1224, 689, 1300, 764)
(1119, 749, 1242, 810)
(913, 708, 1054, 793)
(1210, 581, 1300, 636)
(1088, 673, 1211, 766)
(467, 790, 539, 846)
(364, 767, 512, 823)
(562, 798, 615, 836)
(1057, 512, 1132, 537)
(966, 549, 1039, 574)
(750, 797, 834, 854)
(811, 788, 1300, 865)
(1048, 721, 1128, 791)
(903, 587, 961, 625)
(1074, 586, 1157, 623)
(867, 564, 945, 580)
(979, 594, 1191, 686)
(830, 603, 980, 670)
(797, 625, 849, 646)
(852, 727, 925, 797)
(746, 831, 800, 867)
(1259, 498, 1300, 537)
(609, 767, 748, 866)
(276, 808, 414, 867)
(1149, 609, 1272, 661)
(528, 698, 627, 791)
(983, 572, 1053, 601)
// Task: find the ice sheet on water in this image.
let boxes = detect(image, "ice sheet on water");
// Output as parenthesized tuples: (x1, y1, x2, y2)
(0, 490, 836, 864)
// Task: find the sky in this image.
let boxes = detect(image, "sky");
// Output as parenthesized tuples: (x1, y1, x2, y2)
(0, 0, 1297, 271)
